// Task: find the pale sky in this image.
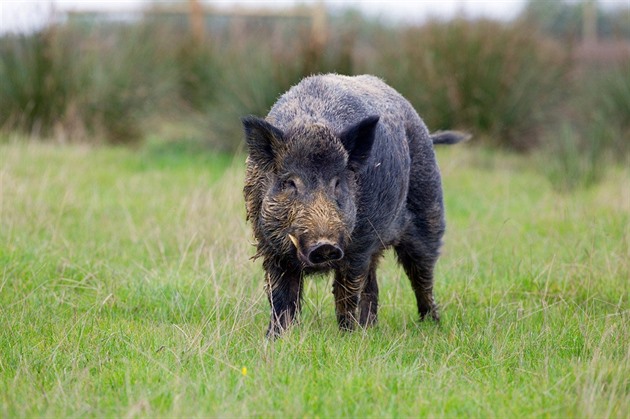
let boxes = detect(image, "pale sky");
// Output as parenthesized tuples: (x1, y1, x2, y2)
(1, 0, 629, 34)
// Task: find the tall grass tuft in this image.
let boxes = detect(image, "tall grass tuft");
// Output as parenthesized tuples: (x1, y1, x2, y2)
(541, 122, 606, 191)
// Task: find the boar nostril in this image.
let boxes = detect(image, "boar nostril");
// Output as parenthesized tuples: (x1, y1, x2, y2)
(307, 242, 344, 265)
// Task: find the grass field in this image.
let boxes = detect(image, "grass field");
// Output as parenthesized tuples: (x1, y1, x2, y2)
(1, 138, 628, 417)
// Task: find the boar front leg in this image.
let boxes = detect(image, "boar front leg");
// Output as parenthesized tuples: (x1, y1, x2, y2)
(358, 261, 379, 327)
(265, 263, 303, 338)
(333, 269, 364, 331)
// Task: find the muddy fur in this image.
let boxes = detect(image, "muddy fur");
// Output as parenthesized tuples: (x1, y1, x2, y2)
(243, 74, 467, 337)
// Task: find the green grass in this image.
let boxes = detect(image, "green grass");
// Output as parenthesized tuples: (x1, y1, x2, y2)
(1, 139, 628, 417)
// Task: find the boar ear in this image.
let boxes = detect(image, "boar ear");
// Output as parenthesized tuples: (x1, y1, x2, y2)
(339, 115, 379, 169)
(242, 116, 285, 170)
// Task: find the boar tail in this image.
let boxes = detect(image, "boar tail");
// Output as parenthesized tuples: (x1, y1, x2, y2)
(430, 131, 471, 145)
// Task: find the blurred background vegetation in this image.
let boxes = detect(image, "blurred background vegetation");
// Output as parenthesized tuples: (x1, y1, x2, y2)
(0, 0, 628, 190)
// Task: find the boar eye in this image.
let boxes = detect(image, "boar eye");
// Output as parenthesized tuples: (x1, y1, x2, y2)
(332, 178, 341, 195)
(283, 178, 298, 193)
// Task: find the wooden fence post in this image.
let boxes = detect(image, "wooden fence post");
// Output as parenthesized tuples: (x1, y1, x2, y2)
(311, 1, 328, 48)
(188, 0, 205, 42)
(583, 0, 597, 45)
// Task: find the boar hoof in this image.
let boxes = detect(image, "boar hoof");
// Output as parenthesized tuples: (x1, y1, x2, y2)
(266, 323, 287, 339)
(420, 306, 440, 323)
(337, 314, 358, 331)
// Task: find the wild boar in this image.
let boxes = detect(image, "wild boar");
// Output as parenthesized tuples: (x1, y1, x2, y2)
(242, 74, 468, 337)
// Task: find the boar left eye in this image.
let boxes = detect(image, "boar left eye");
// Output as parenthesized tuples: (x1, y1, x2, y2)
(283, 179, 298, 193)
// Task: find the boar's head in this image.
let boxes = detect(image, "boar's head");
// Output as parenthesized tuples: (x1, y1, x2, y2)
(243, 115, 379, 269)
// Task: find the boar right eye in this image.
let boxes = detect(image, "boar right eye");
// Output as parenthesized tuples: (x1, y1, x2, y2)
(332, 178, 341, 195)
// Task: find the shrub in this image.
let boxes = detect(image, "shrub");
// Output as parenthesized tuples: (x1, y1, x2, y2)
(0, 23, 177, 143)
(76, 22, 177, 143)
(542, 60, 630, 191)
(0, 30, 81, 137)
(372, 19, 570, 151)
(0, 5, 624, 169)
(203, 19, 358, 151)
(586, 62, 630, 161)
(175, 37, 220, 112)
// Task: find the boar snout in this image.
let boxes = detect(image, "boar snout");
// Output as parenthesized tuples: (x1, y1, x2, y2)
(307, 241, 344, 265)
(289, 234, 345, 266)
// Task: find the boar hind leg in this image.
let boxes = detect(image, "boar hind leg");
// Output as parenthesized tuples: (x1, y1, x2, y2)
(395, 239, 440, 322)
(358, 256, 381, 327)
(265, 265, 303, 338)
